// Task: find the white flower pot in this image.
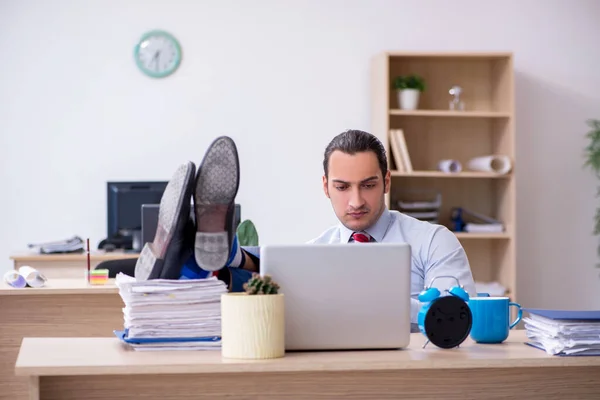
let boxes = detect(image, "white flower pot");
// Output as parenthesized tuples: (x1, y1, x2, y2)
(397, 89, 420, 110)
(221, 293, 285, 359)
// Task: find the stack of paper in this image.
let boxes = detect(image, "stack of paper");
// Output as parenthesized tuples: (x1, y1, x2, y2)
(114, 273, 228, 351)
(523, 309, 600, 356)
(453, 207, 504, 233)
(396, 190, 441, 224)
(28, 236, 85, 254)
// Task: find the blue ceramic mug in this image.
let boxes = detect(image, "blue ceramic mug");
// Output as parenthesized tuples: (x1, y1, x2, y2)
(468, 297, 522, 344)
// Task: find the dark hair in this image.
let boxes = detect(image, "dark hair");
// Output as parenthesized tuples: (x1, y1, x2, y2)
(323, 129, 388, 179)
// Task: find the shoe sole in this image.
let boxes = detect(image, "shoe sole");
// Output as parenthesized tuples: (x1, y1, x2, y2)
(134, 162, 196, 281)
(194, 136, 240, 271)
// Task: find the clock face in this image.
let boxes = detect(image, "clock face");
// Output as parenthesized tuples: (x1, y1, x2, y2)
(134, 30, 181, 78)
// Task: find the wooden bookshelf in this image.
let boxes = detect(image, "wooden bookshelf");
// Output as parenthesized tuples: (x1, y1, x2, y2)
(371, 51, 517, 300)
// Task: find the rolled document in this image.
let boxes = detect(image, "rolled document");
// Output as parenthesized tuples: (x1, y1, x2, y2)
(4, 270, 27, 288)
(468, 155, 512, 175)
(18, 266, 47, 288)
(438, 159, 462, 173)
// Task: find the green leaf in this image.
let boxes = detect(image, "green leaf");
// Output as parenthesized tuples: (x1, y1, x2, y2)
(582, 119, 600, 272)
(237, 219, 259, 246)
(595, 208, 600, 236)
(583, 119, 600, 174)
(391, 74, 426, 92)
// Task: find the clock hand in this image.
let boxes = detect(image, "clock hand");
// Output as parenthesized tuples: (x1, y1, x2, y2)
(151, 51, 160, 70)
(154, 51, 161, 71)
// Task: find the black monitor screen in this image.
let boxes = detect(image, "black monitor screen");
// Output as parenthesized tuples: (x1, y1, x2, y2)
(107, 181, 168, 239)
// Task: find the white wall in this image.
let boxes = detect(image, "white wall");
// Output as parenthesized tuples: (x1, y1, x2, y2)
(1, 0, 599, 309)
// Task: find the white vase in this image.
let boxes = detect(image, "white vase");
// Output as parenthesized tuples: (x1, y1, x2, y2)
(397, 89, 420, 110)
(221, 293, 285, 359)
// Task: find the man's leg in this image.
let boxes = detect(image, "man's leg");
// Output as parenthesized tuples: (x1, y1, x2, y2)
(217, 246, 260, 291)
(240, 246, 260, 272)
(186, 135, 262, 288)
(180, 234, 260, 291)
(134, 162, 197, 281)
(193, 136, 240, 271)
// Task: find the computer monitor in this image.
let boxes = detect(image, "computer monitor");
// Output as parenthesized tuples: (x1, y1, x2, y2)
(106, 181, 168, 249)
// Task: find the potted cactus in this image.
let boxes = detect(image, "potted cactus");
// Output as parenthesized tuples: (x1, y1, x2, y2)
(221, 273, 285, 359)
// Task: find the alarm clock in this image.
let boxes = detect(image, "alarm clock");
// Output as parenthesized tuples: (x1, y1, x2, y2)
(134, 30, 182, 78)
(417, 275, 472, 349)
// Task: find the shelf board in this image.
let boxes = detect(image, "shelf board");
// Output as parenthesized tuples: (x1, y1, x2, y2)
(391, 171, 511, 178)
(386, 51, 512, 59)
(389, 109, 511, 118)
(454, 232, 511, 239)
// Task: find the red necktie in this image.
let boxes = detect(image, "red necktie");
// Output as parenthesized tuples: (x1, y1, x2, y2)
(352, 232, 371, 243)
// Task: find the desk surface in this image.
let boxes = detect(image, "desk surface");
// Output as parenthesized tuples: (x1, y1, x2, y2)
(0, 278, 124, 400)
(0, 278, 118, 295)
(10, 250, 139, 262)
(15, 330, 600, 377)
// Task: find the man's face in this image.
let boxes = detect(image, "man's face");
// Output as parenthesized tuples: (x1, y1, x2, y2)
(323, 150, 390, 232)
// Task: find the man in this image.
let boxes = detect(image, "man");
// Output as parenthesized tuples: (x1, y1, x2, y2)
(187, 130, 476, 329)
(306, 129, 477, 327)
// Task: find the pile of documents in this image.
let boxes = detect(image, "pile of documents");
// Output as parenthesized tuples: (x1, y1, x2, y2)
(452, 207, 504, 233)
(28, 235, 85, 254)
(396, 189, 441, 224)
(114, 273, 228, 351)
(523, 308, 600, 356)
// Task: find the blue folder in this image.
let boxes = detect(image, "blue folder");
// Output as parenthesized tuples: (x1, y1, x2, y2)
(114, 329, 221, 344)
(523, 308, 600, 321)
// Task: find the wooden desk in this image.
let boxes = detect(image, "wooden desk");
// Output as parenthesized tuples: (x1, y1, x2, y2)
(14, 331, 600, 400)
(9, 251, 138, 278)
(0, 279, 123, 400)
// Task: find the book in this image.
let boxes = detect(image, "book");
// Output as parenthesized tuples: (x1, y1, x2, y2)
(389, 129, 405, 172)
(390, 129, 412, 172)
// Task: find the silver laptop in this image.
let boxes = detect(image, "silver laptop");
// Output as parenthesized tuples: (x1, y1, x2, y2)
(260, 243, 411, 351)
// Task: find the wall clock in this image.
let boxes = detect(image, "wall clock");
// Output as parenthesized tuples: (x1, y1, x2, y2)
(134, 30, 182, 78)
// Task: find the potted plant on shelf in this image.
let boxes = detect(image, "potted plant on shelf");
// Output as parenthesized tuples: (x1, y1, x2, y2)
(583, 118, 600, 269)
(393, 74, 426, 110)
(221, 273, 285, 359)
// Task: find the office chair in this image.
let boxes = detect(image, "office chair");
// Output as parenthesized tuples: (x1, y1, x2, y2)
(95, 258, 137, 278)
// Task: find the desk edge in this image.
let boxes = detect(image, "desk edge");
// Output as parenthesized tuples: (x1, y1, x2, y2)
(14, 356, 600, 377)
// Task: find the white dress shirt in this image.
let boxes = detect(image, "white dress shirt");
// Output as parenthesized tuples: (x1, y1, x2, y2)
(308, 208, 477, 330)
